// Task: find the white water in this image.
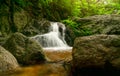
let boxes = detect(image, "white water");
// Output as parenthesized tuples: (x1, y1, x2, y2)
(31, 22, 72, 50)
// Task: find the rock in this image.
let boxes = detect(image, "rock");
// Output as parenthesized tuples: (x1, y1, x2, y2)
(57, 22, 66, 38)
(0, 46, 19, 72)
(0, 9, 29, 36)
(72, 35, 120, 76)
(21, 19, 51, 36)
(75, 14, 120, 35)
(3, 33, 46, 65)
(65, 26, 76, 46)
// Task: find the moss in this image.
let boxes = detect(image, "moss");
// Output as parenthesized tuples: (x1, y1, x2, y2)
(3, 33, 46, 65)
(111, 38, 120, 47)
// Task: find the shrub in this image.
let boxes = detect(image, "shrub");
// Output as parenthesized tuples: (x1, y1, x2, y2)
(62, 19, 93, 37)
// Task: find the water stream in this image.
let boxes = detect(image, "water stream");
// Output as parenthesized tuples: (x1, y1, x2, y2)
(31, 22, 72, 51)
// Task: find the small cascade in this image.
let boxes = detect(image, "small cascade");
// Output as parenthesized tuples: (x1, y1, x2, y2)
(31, 22, 72, 50)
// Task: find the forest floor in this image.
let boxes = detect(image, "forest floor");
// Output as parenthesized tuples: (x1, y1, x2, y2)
(1, 49, 72, 76)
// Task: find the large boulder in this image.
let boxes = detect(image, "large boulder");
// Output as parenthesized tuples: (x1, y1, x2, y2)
(75, 14, 120, 35)
(3, 33, 46, 65)
(72, 35, 120, 76)
(0, 46, 19, 72)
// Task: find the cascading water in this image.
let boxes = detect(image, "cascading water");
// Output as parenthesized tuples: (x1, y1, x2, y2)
(31, 22, 72, 50)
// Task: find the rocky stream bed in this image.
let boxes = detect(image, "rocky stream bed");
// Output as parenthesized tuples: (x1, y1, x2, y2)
(0, 49, 72, 76)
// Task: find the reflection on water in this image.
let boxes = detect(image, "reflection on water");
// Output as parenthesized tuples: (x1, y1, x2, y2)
(44, 49, 72, 62)
(8, 63, 68, 76)
(1, 49, 72, 76)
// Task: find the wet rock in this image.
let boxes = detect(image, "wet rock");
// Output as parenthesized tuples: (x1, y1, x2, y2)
(72, 35, 120, 76)
(65, 26, 76, 46)
(0, 46, 19, 72)
(3, 33, 46, 65)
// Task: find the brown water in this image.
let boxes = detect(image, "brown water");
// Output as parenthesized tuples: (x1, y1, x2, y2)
(1, 50, 72, 76)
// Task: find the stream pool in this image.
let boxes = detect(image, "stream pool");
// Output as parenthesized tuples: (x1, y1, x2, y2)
(0, 49, 72, 76)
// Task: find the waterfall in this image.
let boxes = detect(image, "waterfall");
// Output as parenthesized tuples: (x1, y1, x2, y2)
(31, 22, 72, 50)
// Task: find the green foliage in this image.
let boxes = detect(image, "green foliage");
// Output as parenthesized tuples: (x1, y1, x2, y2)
(62, 19, 92, 37)
(1, 0, 120, 36)
(62, 19, 78, 29)
(78, 0, 120, 17)
(37, 0, 120, 20)
(39, 0, 80, 21)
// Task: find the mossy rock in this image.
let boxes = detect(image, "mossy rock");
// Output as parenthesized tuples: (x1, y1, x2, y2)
(72, 35, 120, 76)
(75, 14, 120, 35)
(21, 19, 51, 36)
(3, 33, 46, 65)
